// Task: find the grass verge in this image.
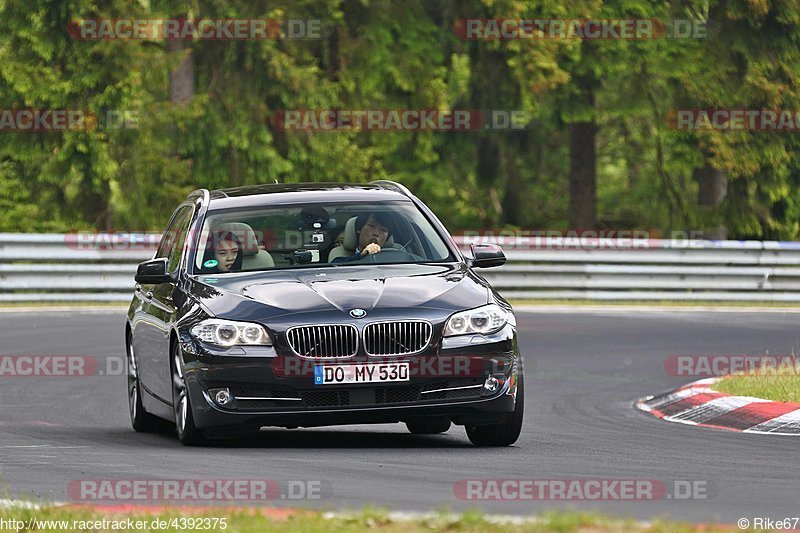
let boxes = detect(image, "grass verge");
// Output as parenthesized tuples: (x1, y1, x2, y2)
(0, 504, 739, 532)
(713, 367, 800, 403)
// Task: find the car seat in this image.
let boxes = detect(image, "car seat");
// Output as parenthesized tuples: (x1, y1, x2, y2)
(216, 222, 275, 269)
(327, 216, 394, 261)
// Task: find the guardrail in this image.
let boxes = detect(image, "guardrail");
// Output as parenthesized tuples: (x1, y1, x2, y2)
(3, 233, 800, 302)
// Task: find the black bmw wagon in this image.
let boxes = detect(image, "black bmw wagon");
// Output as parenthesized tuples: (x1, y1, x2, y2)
(125, 181, 523, 446)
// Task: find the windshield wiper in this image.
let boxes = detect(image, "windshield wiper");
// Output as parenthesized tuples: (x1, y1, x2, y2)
(278, 263, 338, 270)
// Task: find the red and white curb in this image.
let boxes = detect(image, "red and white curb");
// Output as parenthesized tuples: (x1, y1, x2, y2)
(636, 377, 800, 435)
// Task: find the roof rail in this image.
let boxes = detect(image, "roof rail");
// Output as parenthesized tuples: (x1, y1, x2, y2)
(186, 188, 211, 203)
(370, 180, 412, 197)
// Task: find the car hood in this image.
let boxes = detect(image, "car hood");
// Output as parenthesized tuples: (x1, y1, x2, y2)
(189, 263, 490, 320)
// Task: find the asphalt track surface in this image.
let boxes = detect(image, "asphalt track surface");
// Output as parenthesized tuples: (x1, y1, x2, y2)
(1, 308, 799, 523)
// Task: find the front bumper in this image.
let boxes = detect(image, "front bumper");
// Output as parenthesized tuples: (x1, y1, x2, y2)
(190, 384, 517, 430)
(178, 326, 522, 430)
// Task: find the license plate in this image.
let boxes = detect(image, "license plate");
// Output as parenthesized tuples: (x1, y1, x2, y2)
(314, 362, 410, 385)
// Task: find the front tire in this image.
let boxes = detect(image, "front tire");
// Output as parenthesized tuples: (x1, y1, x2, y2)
(127, 336, 168, 433)
(465, 375, 524, 447)
(171, 343, 206, 446)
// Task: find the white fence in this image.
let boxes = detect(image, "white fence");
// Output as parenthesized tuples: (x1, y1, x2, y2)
(2, 233, 800, 302)
(456, 236, 800, 302)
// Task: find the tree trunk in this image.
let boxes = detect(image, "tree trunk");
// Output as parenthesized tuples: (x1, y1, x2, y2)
(500, 133, 526, 226)
(80, 174, 111, 230)
(472, 44, 516, 227)
(568, 42, 598, 230)
(477, 135, 502, 226)
(696, 162, 727, 207)
(568, 119, 598, 229)
(694, 160, 728, 239)
(166, 40, 194, 104)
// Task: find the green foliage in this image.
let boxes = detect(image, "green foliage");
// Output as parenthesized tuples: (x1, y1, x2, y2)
(0, 0, 799, 239)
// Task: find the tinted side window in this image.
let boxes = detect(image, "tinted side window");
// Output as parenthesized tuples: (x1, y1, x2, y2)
(167, 207, 193, 272)
(155, 208, 183, 260)
(155, 206, 191, 272)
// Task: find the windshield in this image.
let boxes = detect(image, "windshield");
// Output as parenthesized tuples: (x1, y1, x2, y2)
(191, 201, 455, 274)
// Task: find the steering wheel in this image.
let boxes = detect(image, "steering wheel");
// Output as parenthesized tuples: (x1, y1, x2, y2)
(354, 247, 425, 264)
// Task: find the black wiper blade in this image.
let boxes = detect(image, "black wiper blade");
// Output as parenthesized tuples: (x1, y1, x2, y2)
(280, 263, 338, 270)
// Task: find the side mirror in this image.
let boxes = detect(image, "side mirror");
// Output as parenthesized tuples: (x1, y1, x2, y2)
(134, 258, 173, 284)
(468, 243, 506, 268)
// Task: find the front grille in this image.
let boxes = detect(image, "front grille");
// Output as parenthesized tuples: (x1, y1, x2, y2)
(375, 385, 422, 404)
(237, 399, 301, 410)
(287, 324, 358, 358)
(363, 321, 432, 356)
(232, 388, 299, 399)
(420, 378, 485, 400)
(231, 387, 302, 411)
(228, 380, 484, 411)
(302, 390, 350, 407)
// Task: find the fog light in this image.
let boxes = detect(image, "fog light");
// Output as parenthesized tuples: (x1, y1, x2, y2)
(215, 390, 231, 404)
(481, 374, 508, 397)
(209, 388, 235, 407)
(483, 376, 500, 392)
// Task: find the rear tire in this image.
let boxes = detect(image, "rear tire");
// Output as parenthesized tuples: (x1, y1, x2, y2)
(171, 343, 206, 446)
(127, 336, 169, 433)
(465, 376, 524, 447)
(406, 417, 451, 435)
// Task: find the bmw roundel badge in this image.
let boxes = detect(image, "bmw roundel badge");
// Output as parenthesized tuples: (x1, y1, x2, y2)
(349, 308, 367, 319)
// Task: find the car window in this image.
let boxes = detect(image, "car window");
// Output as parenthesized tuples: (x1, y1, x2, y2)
(167, 207, 193, 272)
(191, 201, 455, 274)
(155, 205, 192, 271)
(155, 209, 182, 260)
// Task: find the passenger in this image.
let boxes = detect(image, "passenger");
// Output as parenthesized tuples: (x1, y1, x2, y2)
(201, 230, 243, 273)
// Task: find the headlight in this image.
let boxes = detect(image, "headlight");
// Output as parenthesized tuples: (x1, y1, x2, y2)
(190, 319, 272, 347)
(443, 304, 510, 337)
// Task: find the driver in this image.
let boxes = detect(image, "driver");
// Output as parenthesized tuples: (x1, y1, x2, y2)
(332, 212, 395, 263)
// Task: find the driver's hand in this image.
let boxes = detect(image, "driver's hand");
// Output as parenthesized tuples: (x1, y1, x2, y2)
(362, 243, 381, 256)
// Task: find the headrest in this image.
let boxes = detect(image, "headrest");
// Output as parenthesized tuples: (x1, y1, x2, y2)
(343, 216, 394, 251)
(215, 222, 261, 257)
(343, 217, 358, 250)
